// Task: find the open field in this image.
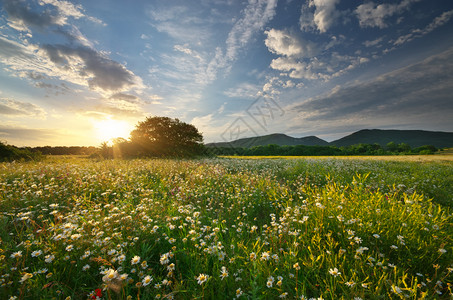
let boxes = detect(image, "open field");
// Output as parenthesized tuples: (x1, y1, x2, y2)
(1, 157, 452, 299)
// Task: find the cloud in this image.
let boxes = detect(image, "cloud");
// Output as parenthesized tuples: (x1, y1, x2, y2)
(0, 36, 143, 94)
(207, 0, 278, 79)
(264, 28, 318, 58)
(355, 0, 419, 29)
(299, 0, 340, 33)
(3, 0, 101, 31)
(393, 10, 453, 46)
(0, 98, 46, 118)
(225, 0, 278, 60)
(224, 83, 260, 98)
(291, 48, 453, 128)
(0, 124, 58, 145)
(41, 44, 142, 93)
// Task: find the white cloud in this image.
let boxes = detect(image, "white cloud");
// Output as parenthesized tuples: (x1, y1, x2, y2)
(224, 83, 260, 98)
(394, 10, 453, 46)
(264, 28, 318, 58)
(225, 0, 278, 60)
(355, 0, 419, 29)
(291, 47, 453, 127)
(0, 97, 46, 118)
(300, 0, 340, 33)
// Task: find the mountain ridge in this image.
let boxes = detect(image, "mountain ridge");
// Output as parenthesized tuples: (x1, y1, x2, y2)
(206, 129, 453, 148)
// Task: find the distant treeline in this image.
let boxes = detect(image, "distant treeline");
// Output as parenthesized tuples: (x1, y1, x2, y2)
(0, 141, 42, 162)
(31, 146, 98, 156)
(207, 142, 439, 156)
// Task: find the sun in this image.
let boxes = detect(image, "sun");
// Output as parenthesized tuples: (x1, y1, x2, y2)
(94, 119, 133, 144)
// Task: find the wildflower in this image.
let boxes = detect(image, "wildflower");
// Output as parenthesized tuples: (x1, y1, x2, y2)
(390, 245, 398, 249)
(249, 252, 257, 260)
(10, 251, 22, 259)
(167, 263, 175, 271)
(20, 273, 33, 283)
(236, 288, 243, 298)
(131, 255, 141, 265)
(82, 264, 90, 271)
(329, 267, 341, 277)
(141, 260, 148, 269)
(373, 234, 380, 238)
(438, 248, 447, 254)
(220, 266, 228, 280)
(160, 253, 169, 265)
(293, 262, 300, 270)
(279, 292, 288, 298)
(102, 269, 119, 282)
(65, 245, 74, 252)
(345, 281, 355, 287)
(31, 250, 42, 257)
(266, 275, 274, 288)
(44, 254, 55, 263)
(261, 251, 270, 261)
(196, 273, 209, 285)
(142, 275, 153, 286)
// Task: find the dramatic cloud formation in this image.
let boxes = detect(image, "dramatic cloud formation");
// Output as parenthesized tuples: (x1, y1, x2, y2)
(355, 0, 419, 29)
(300, 0, 340, 33)
(292, 48, 453, 128)
(264, 28, 318, 58)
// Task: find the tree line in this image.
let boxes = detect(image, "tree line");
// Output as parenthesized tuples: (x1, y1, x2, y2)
(207, 142, 438, 156)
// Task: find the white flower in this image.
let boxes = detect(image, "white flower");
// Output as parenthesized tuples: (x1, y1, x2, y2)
(45, 254, 55, 263)
(329, 267, 341, 277)
(10, 251, 22, 259)
(102, 269, 119, 282)
(31, 250, 42, 257)
(142, 275, 153, 286)
(20, 273, 33, 283)
(82, 264, 90, 271)
(196, 273, 209, 285)
(131, 255, 141, 265)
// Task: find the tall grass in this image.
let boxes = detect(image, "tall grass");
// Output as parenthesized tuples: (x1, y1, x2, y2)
(0, 157, 451, 299)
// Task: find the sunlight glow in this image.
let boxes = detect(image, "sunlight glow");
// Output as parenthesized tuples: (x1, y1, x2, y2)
(94, 119, 133, 144)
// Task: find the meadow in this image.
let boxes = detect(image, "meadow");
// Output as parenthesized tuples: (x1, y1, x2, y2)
(0, 156, 452, 299)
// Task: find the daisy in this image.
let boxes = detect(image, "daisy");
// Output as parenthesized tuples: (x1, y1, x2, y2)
(329, 267, 341, 277)
(142, 275, 153, 286)
(197, 273, 209, 285)
(131, 255, 141, 265)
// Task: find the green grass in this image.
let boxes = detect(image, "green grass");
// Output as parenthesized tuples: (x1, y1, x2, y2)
(0, 157, 452, 299)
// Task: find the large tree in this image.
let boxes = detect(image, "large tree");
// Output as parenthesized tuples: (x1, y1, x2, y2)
(130, 116, 204, 157)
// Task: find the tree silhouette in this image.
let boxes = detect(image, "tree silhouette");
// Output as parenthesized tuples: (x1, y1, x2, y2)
(130, 116, 204, 157)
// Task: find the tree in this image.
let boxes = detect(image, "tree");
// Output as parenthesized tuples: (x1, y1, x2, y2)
(130, 116, 204, 157)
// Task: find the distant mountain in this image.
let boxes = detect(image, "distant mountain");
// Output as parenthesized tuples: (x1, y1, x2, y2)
(330, 129, 453, 148)
(206, 133, 329, 148)
(205, 129, 453, 149)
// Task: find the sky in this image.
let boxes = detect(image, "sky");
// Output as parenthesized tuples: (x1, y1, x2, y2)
(0, 0, 453, 146)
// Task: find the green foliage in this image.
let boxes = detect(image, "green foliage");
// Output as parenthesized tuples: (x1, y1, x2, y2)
(0, 157, 452, 299)
(208, 142, 439, 156)
(0, 141, 42, 161)
(97, 116, 205, 158)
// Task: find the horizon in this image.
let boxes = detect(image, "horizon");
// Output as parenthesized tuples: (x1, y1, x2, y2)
(5, 128, 453, 148)
(1, 0, 453, 147)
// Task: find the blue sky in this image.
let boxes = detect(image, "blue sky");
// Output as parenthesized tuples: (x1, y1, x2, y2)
(1, 0, 452, 146)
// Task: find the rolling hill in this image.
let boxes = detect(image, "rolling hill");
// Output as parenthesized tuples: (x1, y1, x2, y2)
(206, 133, 329, 148)
(330, 129, 453, 148)
(206, 129, 453, 148)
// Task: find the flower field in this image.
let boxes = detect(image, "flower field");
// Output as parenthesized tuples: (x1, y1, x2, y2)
(1, 157, 452, 299)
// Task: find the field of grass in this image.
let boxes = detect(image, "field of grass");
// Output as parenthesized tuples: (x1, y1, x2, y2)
(1, 156, 452, 299)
